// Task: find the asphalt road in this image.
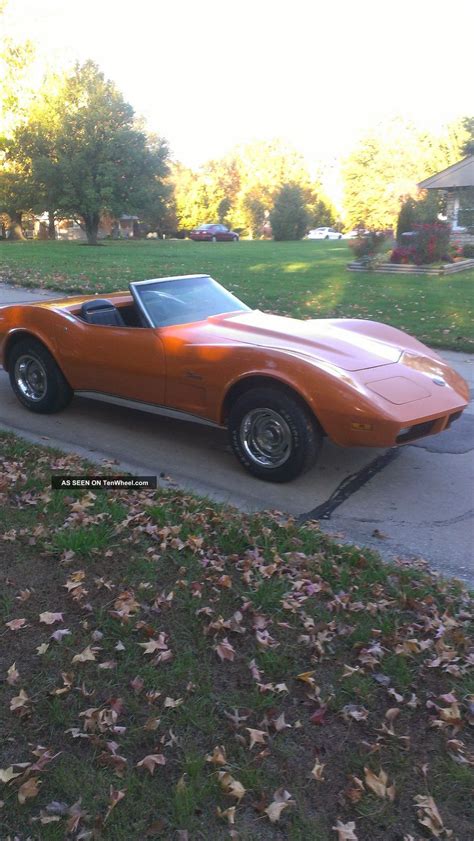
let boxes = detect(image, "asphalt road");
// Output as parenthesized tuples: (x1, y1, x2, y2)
(1, 282, 473, 584)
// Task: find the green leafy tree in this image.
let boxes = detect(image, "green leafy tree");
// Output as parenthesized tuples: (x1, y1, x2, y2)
(171, 139, 331, 238)
(0, 1, 37, 238)
(396, 196, 417, 241)
(239, 189, 266, 237)
(342, 118, 469, 231)
(305, 192, 336, 229)
(217, 197, 232, 224)
(269, 183, 309, 241)
(172, 162, 215, 230)
(4, 73, 66, 238)
(461, 116, 474, 155)
(11, 62, 170, 244)
(396, 191, 445, 242)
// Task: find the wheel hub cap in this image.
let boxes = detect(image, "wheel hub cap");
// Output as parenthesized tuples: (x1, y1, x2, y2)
(240, 408, 292, 468)
(14, 355, 47, 401)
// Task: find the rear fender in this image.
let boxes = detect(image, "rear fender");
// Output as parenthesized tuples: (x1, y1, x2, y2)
(2, 327, 60, 372)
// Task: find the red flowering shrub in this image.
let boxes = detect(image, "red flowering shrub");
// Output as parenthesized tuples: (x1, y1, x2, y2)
(390, 222, 450, 265)
(390, 246, 417, 264)
(415, 222, 450, 263)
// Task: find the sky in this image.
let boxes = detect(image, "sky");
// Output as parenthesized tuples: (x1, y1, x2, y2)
(2, 0, 473, 178)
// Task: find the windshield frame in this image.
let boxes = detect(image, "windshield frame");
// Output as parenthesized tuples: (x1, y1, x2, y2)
(129, 274, 250, 329)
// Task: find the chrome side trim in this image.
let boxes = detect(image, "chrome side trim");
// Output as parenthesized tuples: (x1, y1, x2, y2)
(75, 390, 223, 428)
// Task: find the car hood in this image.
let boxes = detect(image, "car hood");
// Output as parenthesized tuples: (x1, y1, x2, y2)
(208, 311, 428, 372)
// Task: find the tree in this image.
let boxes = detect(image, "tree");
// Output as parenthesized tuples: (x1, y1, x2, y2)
(171, 161, 215, 231)
(461, 116, 474, 155)
(0, 1, 37, 238)
(217, 197, 232, 224)
(396, 191, 444, 242)
(342, 118, 469, 231)
(305, 191, 336, 229)
(171, 139, 332, 238)
(11, 62, 170, 244)
(239, 190, 266, 238)
(269, 183, 308, 241)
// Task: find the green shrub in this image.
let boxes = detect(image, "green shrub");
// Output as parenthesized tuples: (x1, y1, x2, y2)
(396, 192, 445, 243)
(462, 243, 474, 258)
(396, 197, 417, 242)
(269, 183, 309, 241)
(349, 231, 387, 259)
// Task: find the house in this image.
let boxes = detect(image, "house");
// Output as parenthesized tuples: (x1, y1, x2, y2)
(57, 214, 139, 241)
(418, 155, 474, 245)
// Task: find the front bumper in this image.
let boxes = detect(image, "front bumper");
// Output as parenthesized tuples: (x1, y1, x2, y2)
(318, 358, 469, 448)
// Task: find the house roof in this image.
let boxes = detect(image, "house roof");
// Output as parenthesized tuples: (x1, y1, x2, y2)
(418, 155, 474, 189)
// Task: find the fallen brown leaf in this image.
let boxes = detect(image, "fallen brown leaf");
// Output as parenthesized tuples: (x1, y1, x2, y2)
(332, 820, 358, 840)
(264, 788, 295, 823)
(18, 776, 41, 804)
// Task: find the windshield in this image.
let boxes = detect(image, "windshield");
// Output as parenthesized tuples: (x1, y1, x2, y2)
(131, 275, 250, 328)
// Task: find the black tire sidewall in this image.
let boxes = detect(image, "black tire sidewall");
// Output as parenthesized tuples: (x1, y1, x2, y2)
(9, 339, 72, 414)
(228, 387, 320, 482)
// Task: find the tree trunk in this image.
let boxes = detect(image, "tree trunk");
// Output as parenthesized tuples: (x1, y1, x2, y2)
(84, 212, 100, 245)
(48, 210, 56, 240)
(7, 212, 26, 240)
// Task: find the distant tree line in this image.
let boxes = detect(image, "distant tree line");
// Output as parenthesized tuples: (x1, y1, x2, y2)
(342, 117, 474, 232)
(0, 4, 472, 243)
(171, 141, 336, 239)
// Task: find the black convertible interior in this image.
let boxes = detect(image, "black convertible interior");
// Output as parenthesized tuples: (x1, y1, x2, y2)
(79, 298, 145, 328)
(76, 292, 196, 329)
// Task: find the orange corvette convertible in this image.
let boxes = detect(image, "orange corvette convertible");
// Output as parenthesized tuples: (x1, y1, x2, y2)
(0, 274, 469, 482)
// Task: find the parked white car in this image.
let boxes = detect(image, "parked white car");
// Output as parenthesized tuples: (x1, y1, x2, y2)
(306, 227, 342, 240)
(342, 229, 369, 239)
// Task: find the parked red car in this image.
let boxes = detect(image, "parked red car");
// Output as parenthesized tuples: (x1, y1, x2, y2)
(189, 224, 239, 242)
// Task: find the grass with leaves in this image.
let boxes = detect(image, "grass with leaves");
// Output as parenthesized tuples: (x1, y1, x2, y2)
(0, 239, 473, 352)
(0, 431, 473, 840)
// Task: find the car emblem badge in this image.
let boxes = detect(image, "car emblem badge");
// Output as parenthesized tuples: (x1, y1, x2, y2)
(432, 376, 446, 387)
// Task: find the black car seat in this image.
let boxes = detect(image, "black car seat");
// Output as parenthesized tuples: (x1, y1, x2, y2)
(80, 299, 125, 327)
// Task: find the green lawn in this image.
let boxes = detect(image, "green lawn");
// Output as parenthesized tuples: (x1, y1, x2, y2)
(1, 239, 473, 351)
(0, 431, 473, 840)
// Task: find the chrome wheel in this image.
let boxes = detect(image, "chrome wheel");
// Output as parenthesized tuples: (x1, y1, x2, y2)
(240, 408, 292, 468)
(14, 354, 47, 402)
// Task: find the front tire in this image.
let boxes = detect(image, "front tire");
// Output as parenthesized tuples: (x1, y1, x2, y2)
(228, 387, 322, 482)
(9, 338, 73, 414)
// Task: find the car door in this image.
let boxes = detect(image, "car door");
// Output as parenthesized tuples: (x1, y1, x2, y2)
(60, 320, 167, 405)
(216, 224, 229, 241)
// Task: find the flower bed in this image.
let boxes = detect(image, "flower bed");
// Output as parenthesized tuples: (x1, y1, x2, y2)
(348, 222, 474, 273)
(347, 258, 474, 275)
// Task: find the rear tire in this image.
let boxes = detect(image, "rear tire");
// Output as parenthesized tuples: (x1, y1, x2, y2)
(228, 386, 322, 482)
(9, 338, 73, 414)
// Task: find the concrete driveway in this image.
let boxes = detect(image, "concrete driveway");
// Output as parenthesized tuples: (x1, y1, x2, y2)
(1, 282, 473, 584)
